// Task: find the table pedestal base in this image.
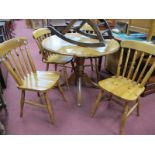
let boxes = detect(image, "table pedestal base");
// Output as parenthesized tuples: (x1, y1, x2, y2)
(68, 57, 99, 106)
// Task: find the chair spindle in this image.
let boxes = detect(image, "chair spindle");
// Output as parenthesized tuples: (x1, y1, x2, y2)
(137, 55, 152, 83)
(132, 52, 145, 81)
(127, 50, 138, 79)
(25, 46, 36, 73)
(122, 48, 131, 77)
(20, 47, 31, 74)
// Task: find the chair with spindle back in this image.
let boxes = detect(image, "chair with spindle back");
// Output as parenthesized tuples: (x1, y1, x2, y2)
(33, 28, 74, 89)
(0, 37, 67, 124)
(80, 23, 100, 79)
(90, 40, 155, 134)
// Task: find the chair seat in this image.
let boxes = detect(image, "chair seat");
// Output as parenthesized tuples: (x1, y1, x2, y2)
(18, 71, 60, 91)
(45, 54, 73, 64)
(98, 76, 145, 101)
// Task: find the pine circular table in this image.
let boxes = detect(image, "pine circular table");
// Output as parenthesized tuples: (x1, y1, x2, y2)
(42, 33, 120, 106)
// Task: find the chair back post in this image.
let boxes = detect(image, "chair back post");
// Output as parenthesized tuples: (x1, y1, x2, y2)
(116, 47, 124, 77)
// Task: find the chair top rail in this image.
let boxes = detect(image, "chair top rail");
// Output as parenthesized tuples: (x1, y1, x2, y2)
(0, 37, 27, 58)
(33, 28, 51, 39)
(121, 40, 155, 55)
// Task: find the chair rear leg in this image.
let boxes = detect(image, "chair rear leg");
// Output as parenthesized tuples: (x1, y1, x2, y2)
(90, 90, 104, 117)
(57, 82, 68, 103)
(71, 60, 75, 72)
(43, 93, 55, 124)
(63, 67, 69, 90)
(46, 63, 49, 71)
(55, 64, 57, 71)
(120, 102, 129, 135)
(20, 90, 25, 117)
(37, 92, 41, 97)
(95, 58, 100, 80)
(98, 56, 103, 71)
(90, 58, 94, 71)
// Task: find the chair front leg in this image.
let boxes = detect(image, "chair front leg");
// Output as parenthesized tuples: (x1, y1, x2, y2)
(90, 90, 104, 117)
(20, 90, 25, 117)
(120, 102, 129, 135)
(43, 92, 55, 124)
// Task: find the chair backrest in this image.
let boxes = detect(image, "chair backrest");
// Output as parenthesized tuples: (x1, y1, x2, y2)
(0, 37, 36, 86)
(117, 40, 155, 87)
(127, 20, 155, 41)
(33, 28, 51, 60)
(81, 23, 94, 34)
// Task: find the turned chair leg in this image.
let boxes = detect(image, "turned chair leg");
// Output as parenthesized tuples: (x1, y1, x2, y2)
(55, 64, 57, 71)
(20, 90, 25, 117)
(71, 60, 75, 72)
(90, 90, 104, 117)
(63, 67, 69, 90)
(57, 82, 68, 103)
(43, 93, 55, 124)
(120, 102, 129, 135)
(46, 63, 49, 71)
(90, 58, 94, 71)
(37, 92, 41, 97)
(98, 56, 103, 72)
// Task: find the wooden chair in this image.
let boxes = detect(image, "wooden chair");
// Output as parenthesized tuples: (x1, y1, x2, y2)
(33, 28, 74, 89)
(0, 37, 67, 124)
(25, 20, 48, 29)
(80, 20, 114, 79)
(91, 40, 155, 134)
(80, 23, 101, 79)
(127, 19, 155, 41)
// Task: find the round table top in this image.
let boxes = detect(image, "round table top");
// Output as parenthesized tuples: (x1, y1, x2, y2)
(42, 33, 120, 58)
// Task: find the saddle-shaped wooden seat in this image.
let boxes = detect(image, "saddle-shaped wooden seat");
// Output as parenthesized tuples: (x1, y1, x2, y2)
(18, 71, 60, 91)
(98, 76, 144, 101)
